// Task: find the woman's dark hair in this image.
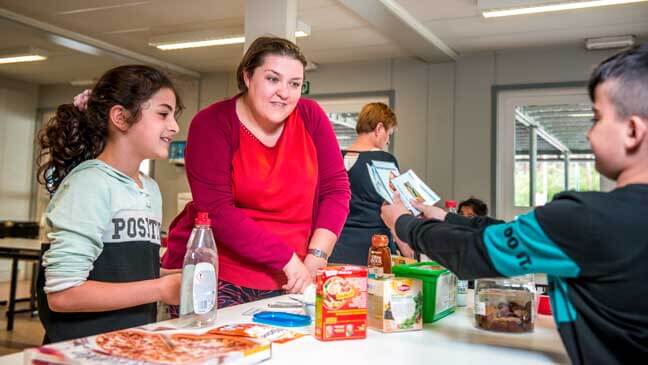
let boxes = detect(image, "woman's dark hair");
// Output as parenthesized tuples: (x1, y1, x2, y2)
(236, 36, 307, 93)
(37, 65, 184, 193)
(458, 197, 488, 216)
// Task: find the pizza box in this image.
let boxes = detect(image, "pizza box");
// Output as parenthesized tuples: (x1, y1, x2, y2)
(24, 322, 272, 365)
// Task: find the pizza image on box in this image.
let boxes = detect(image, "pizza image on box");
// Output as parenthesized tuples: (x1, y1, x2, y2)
(94, 330, 263, 364)
(323, 276, 357, 310)
(25, 328, 272, 365)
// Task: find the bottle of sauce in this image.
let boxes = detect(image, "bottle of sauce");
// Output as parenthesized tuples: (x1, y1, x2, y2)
(368, 234, 392, 278)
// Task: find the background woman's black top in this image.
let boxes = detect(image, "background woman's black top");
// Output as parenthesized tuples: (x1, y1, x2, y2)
(330, 150, 398, 265)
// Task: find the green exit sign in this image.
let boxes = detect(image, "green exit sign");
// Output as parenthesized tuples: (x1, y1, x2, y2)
(301, 80, 310, 95)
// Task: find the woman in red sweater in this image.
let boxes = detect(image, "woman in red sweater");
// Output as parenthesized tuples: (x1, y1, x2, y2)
(163, 37, 350, 307)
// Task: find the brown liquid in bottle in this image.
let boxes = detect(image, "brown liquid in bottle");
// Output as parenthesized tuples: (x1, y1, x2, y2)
(368, 234, 392, 277)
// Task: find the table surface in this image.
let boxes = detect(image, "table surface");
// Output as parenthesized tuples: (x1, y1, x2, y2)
(0, 239, 42, 252)
(0, 291, 569, 365)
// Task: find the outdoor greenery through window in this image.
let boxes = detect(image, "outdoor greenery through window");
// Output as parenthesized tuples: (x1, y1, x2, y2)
(514, 104, 600, 207)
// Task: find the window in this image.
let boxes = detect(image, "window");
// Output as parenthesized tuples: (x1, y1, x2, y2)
(311, 93, 393, 151)
(513, 104, 600, 207)
(495, 87, 606, 220)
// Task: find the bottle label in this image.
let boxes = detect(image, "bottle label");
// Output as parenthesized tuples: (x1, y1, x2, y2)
(368, 254, 383, 267)
(435, 273, 456, 315)
(192, 262, 216, 315)
(368, 266, 384, 278)
(179, 264, 195, 316)
(457, 279, 468, 294)
(475, 301, 486, 316)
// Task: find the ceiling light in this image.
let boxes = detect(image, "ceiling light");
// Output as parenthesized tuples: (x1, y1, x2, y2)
(305, 60, 318, 71)
(479, 0, 648, 18)
(151, 21, 311, 51)
(0, 47, 48, 64)
(585, 35, 636, 50)
(152, 36, 246, 50)
(568, 113, 594, 117)
(70, 79, 97, 86)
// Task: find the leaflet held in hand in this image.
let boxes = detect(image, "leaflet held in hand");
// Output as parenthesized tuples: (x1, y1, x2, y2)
(391, 170, 441, 215)
(367, 161, 440, 215)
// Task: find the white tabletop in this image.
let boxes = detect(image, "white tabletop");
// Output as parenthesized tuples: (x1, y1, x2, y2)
(0, 238, 42, 252)
(0, 292, 569, 365)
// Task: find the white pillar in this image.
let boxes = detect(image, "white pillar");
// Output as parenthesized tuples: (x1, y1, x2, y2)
(244, 0, 297, 51)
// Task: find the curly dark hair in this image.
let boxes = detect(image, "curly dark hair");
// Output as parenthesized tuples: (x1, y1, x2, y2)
(37, 65, 184, 193)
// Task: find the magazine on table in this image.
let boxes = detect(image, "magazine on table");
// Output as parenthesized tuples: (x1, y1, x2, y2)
(390, 170, 441, 215)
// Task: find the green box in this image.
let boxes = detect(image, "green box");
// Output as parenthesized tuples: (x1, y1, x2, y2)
(392, 262, 457, 323)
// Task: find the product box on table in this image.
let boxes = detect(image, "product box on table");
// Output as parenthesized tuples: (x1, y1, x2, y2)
(24, 322, 272, 365)
(368, 275, 423, 333)
(315, 265, 368, 341)
(392, 262, 457, 323)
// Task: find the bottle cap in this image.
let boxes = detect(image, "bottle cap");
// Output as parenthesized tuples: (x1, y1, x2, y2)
(444, 200, 457, 209)
(195, 212, 211, 226)
(371, 234, 389, 247)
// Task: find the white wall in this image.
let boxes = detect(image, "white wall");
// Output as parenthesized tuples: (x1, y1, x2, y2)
(0, 76, 39, 221)
(452, 46, 620, 212)
(0, 75, 39, 281)
(30, 44, 622, 232)
(185, 44, 617, 218)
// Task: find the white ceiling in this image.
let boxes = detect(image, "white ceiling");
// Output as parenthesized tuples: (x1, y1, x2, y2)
(0, 0, 647, 84)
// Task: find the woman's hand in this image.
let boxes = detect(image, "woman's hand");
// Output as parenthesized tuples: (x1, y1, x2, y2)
(304, 254, 327, 281)
(282, 253, 312, 294)
(411, 201, 447, 221)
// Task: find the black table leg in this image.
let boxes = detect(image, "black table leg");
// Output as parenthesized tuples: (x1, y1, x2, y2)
(7, 257, 18, 330)
(30, 262, 37, 314)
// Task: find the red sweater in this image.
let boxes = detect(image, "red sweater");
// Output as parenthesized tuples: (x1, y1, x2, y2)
(162, 95, 350, 290)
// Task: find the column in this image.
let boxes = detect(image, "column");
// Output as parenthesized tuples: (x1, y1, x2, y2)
(244, 0, 297, 51)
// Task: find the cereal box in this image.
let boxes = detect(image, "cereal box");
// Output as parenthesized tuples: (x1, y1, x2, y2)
(368, 276, 423, 332)
(314, 266, 368, 341)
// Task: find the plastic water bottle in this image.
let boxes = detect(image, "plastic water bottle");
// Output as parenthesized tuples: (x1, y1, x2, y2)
(445, 200, 468, 307)
(179, 212, 218, 325)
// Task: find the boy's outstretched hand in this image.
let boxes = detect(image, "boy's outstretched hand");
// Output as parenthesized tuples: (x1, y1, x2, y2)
(381, 192, 411, 232)
(411, 201, 448, 221)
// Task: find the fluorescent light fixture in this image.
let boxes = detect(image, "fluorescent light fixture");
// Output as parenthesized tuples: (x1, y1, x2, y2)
(305, 60, 318, 71)
(70, 79, 97, 86)
(479, 0, 648, 18)
(0, 47, 48, 64)
(152, 36, 246, 50)
(48, 34, 105, 56)
(151, 21, 311, 50)
(568, 113, 594, 117)
(585, 35, 636, 50)
(295, 20, 311, 37)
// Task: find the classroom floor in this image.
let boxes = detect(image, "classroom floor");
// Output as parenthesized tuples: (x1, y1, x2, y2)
(0, 280, 44, 355)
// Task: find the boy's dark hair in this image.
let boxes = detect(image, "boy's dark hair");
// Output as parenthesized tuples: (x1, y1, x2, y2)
(588, 43, 648, 119)
(236, 36, 307, 93)
(37, 65, 184, 193)
(458, 197, 488, 216)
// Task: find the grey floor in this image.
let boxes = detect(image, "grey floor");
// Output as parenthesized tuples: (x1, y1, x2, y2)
(0, 280, 44, 355)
